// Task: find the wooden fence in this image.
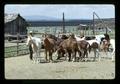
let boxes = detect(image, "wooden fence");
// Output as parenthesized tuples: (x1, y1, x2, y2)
(5, 44, 29, 58)
(5, 26, 115, 58)
(5, 43, 45, 58)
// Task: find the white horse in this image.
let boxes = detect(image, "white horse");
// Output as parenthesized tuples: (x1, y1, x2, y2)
(75, 34, 105, 61)
(109, 39, 115, 61)
(26, 35, 42, 63)
(86, 35, 105, 61)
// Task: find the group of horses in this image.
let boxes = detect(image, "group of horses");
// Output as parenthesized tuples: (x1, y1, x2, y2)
(26, 33, 115, 63)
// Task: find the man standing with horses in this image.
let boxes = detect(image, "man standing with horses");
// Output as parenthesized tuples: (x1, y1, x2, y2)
(28, 31, 34, 60)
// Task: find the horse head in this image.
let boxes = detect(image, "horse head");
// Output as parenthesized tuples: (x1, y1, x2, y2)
(69, 33, 75, 39)
(26, 35, 33, 46)
(104, 33, 110, 41)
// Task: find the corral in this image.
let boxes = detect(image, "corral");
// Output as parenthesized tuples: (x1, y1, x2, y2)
(5, 30, 115, 79)
(4, 13, 115, 80)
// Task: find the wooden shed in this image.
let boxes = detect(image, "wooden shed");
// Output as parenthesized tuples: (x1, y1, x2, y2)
(77, 24, 88, 30)
(5, 14, 28, 35)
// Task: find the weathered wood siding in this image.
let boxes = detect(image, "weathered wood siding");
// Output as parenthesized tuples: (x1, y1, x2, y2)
(5, 15, 27, 35)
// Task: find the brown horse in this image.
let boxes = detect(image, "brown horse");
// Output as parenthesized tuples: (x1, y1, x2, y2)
(43, 34, 57, 62)
(56, 34, 81, 62)
(77, 40, 91, 61)
(90, 42, 100, 61)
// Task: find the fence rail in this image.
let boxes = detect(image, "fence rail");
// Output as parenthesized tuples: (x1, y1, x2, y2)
(5, 26, 115, 58)
(5, 44, 45, 58)
(5, 44, 29, 58)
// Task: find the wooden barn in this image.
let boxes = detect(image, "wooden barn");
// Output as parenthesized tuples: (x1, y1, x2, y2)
(5, 14, 28, 35)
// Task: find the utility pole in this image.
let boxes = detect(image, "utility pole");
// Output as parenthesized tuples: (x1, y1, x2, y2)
(93, 12, 108, 34)
(62, 12, 65, 33)
(17, 14, 20, 56)
(93, 12, 95, 36)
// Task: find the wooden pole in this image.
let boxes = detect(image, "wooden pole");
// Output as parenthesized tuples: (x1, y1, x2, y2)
(93, 12, 95, 36)
(93, 12, 108, 34)
(17, 15, 20, 56)
(62, 12, 65, 33)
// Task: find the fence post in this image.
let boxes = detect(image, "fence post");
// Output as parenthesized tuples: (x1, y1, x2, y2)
(17, 14, 20, 56)
(93, 12, 95, 36)
(17, 31, 19, 56)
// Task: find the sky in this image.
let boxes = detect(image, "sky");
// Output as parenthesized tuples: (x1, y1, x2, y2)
(5, 4, 115, 19)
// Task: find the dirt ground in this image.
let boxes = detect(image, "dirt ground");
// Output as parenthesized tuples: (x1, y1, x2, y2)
(5, 51, 115, 79)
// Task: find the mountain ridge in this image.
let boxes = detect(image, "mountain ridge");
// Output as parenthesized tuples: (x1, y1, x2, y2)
(23, 15, 115, 21)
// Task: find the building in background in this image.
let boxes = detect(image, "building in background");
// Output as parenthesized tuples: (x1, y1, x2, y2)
(5, 13, 28, 35)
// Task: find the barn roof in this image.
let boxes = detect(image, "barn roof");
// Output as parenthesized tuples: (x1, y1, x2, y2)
(5, 13, 25, 23)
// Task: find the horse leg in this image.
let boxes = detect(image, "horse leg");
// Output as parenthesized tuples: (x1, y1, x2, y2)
(45, 49, 48, 62)
(81, 50, 84, 61)
(56, 50, 61, 60)
(36, 51, 39, 63)
(68, 52, 71, 62)
(96, 49, 100, 61)
(72, 50, 76, 62)
(29, 45, 33, 60)
(74, 51, 77, 62)
(111, 48, 115, 55)
(37, 50, 40, 63)
(65, 49, 68, 61)
(111, 49, 115, 61)
(38, 48, 41, 63)
(49, 50, 53, 62)
(33, 52, 37, 63)
(104, 47, 108, 57)
(85, 49, 88, 61)
(111, 54, 114, 61)
(83, 50, 86, 61)
(78, 50, 82, 61)
(93, 49, 96, 61)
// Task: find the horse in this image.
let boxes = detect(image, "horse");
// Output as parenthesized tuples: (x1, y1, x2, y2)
(99, 34, 115, 61)
(43, 34, 57, 62)
(26, 35, 42, 63)
(56, 34, 81, 62)
(43, 34, 69, 60)
(100, 39, 110, 55)
(77, 40, 91, 61)
(109, 39, 115, 61)
(86, 35, 105, 61)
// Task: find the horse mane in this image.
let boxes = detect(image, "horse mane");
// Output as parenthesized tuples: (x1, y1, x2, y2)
(44, 37, 51, 45)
